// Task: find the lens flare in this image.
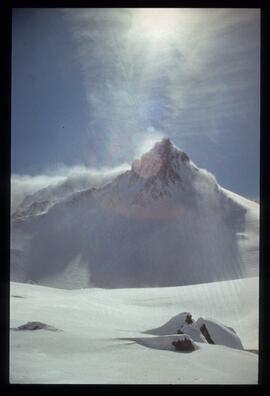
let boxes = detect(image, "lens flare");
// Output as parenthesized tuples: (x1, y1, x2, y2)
(134, 8, 180, 42)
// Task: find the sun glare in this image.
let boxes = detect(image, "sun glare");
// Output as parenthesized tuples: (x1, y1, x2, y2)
(134, 9, 180, 42)
(135, 131, 165, 158)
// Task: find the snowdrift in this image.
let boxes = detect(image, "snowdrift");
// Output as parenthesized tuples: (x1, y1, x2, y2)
(10, 277, 259, 384)
(144, 311, 243, 350)
(120, 334, 199, 352)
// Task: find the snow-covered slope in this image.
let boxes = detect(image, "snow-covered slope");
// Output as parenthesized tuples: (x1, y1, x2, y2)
(10, 276, 259, 384)
(221, 188, 259, 278)
(11, 166, 126, 217)
(11, 138, 259, 288)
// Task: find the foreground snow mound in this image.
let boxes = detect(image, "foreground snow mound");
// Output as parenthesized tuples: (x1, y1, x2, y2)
(121, 334, 198, 352)
(145, 312, 244, 350)
(196, 318, 244, 350)
(145, 312, 207, 343)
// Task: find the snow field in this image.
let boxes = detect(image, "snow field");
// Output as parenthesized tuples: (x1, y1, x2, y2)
(10, 276, 259, 384)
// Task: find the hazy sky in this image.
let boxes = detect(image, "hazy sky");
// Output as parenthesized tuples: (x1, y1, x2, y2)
(12, 8, 260, 199)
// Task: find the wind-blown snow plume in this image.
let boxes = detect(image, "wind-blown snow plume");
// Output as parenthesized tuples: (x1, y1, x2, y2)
(11, 164, 129, 213)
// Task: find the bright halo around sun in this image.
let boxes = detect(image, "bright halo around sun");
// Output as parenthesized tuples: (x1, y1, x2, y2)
(134, 8, 179, 42)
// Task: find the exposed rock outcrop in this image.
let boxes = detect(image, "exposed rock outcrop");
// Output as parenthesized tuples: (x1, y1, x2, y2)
(145, 312, 244, 350)
(172, 338, 195, 352)
(200, 323, 215, 344)
(11, 321, 62, 332)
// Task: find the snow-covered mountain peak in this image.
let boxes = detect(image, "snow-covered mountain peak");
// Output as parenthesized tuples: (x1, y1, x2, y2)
(131, 138, 190, 182)
(10, 136, 259, 288)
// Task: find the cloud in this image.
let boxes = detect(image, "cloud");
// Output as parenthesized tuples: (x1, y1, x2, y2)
(11, 163, 129, 213)
(62, 7, 260, 159)
(11, 174, 63, 213)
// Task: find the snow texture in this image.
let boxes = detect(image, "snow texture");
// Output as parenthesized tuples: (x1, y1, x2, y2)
(10, 277, 258, 384)
(120, 334, 199, 352)
(196, 317, 244, 350)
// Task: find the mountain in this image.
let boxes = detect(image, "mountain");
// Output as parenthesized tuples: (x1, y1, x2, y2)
(10, 138, 259, 288)
(11, 166, 126, 217)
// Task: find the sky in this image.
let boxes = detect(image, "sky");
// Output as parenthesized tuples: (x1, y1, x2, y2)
(12, 8, 260, 200)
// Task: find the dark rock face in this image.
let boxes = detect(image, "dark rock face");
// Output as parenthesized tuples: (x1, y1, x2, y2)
(131, 138, 184, 195)
(12, 321, 61, 332)
(154, 139, 183, 185)
(181, 151, 189, 162)
(200, 324, 215, 344)
(172, 338, 195, 352)
(185, 314, 193, 325)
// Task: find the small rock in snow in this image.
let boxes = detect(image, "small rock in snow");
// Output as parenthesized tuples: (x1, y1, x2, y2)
(172, 338, 196, 352)
(12, 321, 62, 332)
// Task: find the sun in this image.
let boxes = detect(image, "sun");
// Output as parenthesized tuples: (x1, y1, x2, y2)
(134, 8, 180, 42)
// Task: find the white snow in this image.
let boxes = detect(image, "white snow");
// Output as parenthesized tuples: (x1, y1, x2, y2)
(144, 312, 207, 343)
(121, 334, 199, 351)
(10, 140, 259, 288)
(180, 323, 207, 343)
(10, 276, 259, 384)
(221, 188, 259, 278)
(195, 317, 244, 350)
